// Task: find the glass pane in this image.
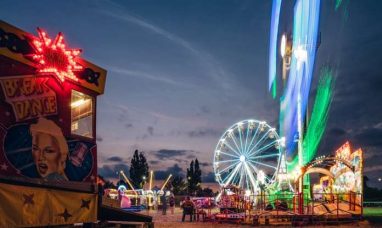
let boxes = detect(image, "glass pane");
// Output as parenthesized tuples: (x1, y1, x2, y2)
(71, 90, 93, 138)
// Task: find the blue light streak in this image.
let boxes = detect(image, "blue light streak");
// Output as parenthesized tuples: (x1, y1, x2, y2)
(279, 0, 321, 159)
(268, 0, 282, 98)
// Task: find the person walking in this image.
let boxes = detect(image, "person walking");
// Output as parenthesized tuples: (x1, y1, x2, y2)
(181, 196, 194, 222)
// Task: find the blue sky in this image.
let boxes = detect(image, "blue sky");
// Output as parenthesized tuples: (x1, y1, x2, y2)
(2, 0, 382, 187)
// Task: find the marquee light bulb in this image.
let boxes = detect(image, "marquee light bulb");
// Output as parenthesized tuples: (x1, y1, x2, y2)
(31, 28, 83, 82)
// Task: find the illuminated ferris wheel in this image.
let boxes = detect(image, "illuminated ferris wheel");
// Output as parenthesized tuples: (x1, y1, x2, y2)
(213, 119, 284, 193)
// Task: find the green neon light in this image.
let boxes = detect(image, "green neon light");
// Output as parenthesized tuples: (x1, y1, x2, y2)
(272, 79, 277, 99)
(303, 67, 334, 165)
(335, 0, 343, 11)
(287, 67, 334, 172)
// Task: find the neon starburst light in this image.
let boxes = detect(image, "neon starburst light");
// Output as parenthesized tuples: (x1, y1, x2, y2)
(31, 28, 83, 82)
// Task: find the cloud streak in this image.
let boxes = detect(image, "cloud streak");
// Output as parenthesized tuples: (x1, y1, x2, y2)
(98, 163, 129, 179)
(107, 156, 124, 162)
(109, 67, 190, 87)
(187, 128, 221, 138)
(155, 164, 184, 180)
(97, 1, 235, 91)
(153, 149, 192, 160)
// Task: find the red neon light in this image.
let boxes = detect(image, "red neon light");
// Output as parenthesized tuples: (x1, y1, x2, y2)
(31, 28, 83, 82)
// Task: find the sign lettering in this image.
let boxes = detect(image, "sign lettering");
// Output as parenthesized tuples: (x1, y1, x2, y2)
(0, 76, 57, 121)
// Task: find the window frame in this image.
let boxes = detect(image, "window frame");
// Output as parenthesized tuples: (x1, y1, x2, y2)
(70, 89, 95, 140)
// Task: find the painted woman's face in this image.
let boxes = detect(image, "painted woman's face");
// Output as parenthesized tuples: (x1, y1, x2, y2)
(32, 132, 61, 178)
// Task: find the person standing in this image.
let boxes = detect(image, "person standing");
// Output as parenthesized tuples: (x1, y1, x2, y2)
(161, 193, 167, 215)
(169, 195, 175, 215)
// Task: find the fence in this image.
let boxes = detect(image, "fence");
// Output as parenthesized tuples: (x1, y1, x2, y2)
(208, 192, 363, 225)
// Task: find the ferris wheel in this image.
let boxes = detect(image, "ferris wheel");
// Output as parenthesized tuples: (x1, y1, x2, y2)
(213, 119, 284, 194)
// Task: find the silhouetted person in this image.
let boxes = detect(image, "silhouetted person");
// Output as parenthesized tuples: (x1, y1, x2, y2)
(181, 196, 194, 222)
(161, 194, 167, 215)
(169, 195, 175, 214)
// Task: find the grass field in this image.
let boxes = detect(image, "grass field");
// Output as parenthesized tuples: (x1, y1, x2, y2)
(364, 207, 382, 216)
(363, 207, 382, 225)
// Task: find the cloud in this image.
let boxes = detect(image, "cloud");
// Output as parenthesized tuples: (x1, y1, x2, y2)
(150, 160, 159, 165)
(136, 134, 148, 140)
(365, 154, 382, 167)
(354, 127, 382, 147)
(364, 165, 382, 173)
(195, 106, 211, 116)
(374, 122, 382, 129)
(200, 106, 210, 114)
(125, 123, 133, 129)
(328, 128, 346, 136)
(97, 2, 235, 91)
(98, 163, 129, 179)
(153, 149, 191, 160)
(109, 67, 189, 87)
(105, 102, 191, 124)
(202, 172, 216, 182)
(187, 128, 221, 138)
(200, 162, 211, 167)
(107, 156, 124, 162)
(147, 126, 154, 136)
(155, 164, 184, 180)
(175, 158, 188, 163)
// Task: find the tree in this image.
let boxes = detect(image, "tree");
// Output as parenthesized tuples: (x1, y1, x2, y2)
(104, 180, 116, 189)
(363, 175, 382, 201)
(129, 150, 149, 188)
(196, 187, 215, 197)
(116, 179, 127, 188)
(170, 176, 187, 195)
(187, 160, 195, 195)
(186, 158, 202, 195)
(194, 159, 202, 187)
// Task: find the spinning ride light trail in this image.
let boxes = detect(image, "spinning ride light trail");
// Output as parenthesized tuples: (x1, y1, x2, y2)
(120, 170, 138, 202)
(303, 68, 334, 164)
(279, 0, 321, 169)
(213, 120, 284, 194)
(268, 0, 283, 99)
(287, 67, 334, 171)
(160, 174, 172, 192)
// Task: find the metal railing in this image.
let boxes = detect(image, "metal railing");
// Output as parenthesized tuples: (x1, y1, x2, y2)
(207, 192, 363, 225)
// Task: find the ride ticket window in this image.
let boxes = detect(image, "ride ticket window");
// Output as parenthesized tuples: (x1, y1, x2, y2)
(71, 90, 94, 138)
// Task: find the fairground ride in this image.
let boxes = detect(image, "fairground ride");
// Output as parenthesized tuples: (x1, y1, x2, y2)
(118, 170, 172, 207)
(213, 119, 287, 195)
(213, 0, 326, 198)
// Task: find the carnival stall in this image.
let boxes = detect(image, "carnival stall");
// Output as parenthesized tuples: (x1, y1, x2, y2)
(0, 20, 106, 226)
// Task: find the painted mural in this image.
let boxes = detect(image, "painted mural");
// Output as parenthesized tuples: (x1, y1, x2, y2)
(0, 75, 96, 183)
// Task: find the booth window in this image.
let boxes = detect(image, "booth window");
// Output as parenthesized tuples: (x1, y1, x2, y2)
(71, 90, 93, 138)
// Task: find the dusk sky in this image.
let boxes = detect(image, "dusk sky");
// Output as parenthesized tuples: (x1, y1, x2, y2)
(2, 0, 382, 187)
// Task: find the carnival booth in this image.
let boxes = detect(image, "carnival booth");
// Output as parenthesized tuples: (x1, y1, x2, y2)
(0, 20, 106, 226)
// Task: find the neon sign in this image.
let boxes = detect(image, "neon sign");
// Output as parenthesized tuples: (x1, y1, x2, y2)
(31, 28, 83, 82)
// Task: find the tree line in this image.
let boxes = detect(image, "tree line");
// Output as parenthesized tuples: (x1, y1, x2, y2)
(100, 149, 216, 197)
